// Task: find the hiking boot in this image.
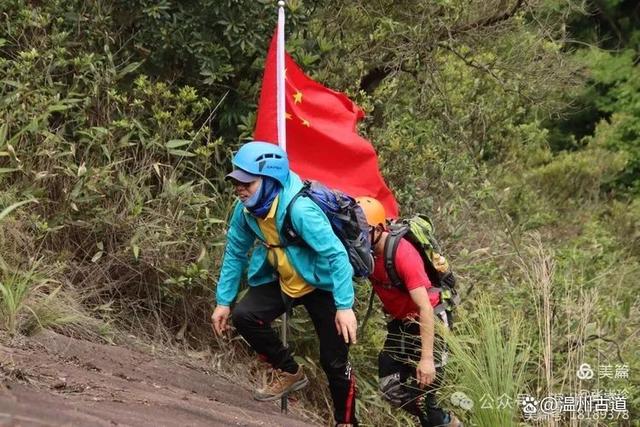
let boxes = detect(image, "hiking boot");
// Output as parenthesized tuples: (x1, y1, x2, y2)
(253, 365, 309, 401)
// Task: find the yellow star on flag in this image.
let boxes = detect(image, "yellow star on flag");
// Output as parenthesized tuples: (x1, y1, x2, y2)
(293, 91, 303, 104)
(285, 112, 293, 120)
(301, 118, 311, 127)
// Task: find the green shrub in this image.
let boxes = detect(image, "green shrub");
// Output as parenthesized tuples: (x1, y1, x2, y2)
(0, 0, 229, 341)
(526, 148, 626, 204)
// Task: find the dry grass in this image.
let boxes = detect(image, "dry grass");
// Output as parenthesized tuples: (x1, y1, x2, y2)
(518, 234, 615, 426)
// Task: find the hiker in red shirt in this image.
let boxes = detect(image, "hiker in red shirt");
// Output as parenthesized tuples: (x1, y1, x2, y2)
(356, 197, 461, 427)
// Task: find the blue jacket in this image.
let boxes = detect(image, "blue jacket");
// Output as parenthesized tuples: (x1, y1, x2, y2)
(215, 171, 355, 309)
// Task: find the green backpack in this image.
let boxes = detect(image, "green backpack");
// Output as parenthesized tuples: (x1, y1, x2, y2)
(361, 214, 459, 333)
(383, 214, 459, 316)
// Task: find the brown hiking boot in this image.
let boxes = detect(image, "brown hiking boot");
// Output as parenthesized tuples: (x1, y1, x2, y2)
(253, 365, 309, 401)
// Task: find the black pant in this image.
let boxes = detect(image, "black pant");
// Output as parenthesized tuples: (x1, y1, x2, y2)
(232, 283, 357, 425)
(378, 319, 448, 427)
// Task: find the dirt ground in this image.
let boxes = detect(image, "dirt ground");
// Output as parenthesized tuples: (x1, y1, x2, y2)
(0, 330, 315, 427)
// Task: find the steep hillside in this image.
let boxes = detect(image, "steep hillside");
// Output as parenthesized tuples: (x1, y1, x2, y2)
(0, 331, 313, 426)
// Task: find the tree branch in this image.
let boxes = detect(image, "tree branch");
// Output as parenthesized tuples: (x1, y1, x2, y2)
(438, 42, 506, 86)
(449, 0, 526, 36)
(358, 0, 528, 94)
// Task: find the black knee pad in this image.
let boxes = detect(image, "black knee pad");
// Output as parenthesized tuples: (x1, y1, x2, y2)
(379, 372, 413, 408)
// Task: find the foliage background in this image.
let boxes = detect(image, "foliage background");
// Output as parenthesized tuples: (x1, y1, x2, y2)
(0, 0, 638, 425)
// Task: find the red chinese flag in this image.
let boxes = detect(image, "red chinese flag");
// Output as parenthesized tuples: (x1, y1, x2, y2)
(254, 34, 399, 218)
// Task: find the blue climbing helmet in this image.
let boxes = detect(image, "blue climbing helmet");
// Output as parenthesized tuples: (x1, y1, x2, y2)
(232, 141, 289, 186)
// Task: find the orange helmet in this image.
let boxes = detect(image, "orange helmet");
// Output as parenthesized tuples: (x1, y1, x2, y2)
(356, 197, 386, 227)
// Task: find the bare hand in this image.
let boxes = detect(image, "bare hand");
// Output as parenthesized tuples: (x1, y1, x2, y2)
(416, 357, 436, 388)
(334, 309, 357, 344)
(211, 305, 231, 336)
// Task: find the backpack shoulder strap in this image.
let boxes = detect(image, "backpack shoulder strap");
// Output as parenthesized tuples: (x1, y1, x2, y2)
(383, 226, 408, 289)
(282, 181, 312, 245)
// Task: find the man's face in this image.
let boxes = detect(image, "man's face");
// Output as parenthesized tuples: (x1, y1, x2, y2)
(232, 178, 262, 202)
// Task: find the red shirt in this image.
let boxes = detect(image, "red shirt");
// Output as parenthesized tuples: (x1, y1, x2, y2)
(370, 238, 440, 319)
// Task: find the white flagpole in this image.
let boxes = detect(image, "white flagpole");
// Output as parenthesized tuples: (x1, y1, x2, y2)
(276, 1, 289, 415)
(277, 1, 286, 151)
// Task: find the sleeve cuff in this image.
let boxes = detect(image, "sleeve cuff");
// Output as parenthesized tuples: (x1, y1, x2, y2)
(215, 299, 232, 307)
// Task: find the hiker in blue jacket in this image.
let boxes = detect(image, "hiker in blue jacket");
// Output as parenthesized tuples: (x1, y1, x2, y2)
(211, 141, 358, 427)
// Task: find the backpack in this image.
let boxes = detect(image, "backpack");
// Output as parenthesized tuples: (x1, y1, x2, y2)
(383, 214, 459, 314)
(282, 180, 373, 278)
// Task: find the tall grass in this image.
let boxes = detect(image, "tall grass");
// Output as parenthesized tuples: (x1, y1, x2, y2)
(0, 199, 37, 223)
(440, 299, 530, 426)
(521, 235, 556, 427)
(518, 235, 632, 426)
(0, 267, 37, 334)
(0, 259, 104, 338)
(0, 260, 62, 335)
